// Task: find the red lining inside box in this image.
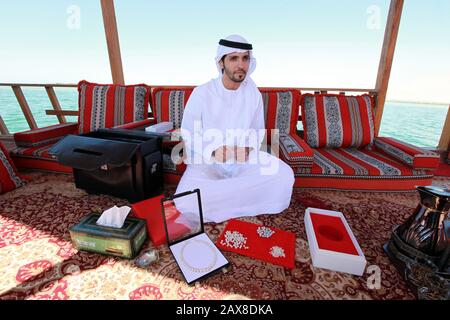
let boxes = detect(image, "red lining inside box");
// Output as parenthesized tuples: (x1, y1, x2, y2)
(310, 212, 359, 256)
(131, 195, 190, 246)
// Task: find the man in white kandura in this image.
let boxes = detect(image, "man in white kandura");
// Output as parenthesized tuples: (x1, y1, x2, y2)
(174, 34, 295, 223)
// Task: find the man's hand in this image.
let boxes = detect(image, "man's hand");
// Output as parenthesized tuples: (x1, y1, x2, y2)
(213, 146, 235, 163)
(234, 146, 253, 163)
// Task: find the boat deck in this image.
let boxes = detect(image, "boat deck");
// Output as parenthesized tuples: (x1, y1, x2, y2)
(1, 172, 449, 300)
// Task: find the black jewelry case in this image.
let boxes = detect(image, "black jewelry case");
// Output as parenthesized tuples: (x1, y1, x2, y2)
(161, 189, 229, 285)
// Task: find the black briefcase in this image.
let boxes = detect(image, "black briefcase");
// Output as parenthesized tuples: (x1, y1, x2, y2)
(49, 128, 163, 202)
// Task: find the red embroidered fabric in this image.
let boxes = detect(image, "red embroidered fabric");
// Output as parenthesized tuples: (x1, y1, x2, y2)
(216, 219, 296, 269)
(0, 142, 26, 194)
(301, 94, 375, 148)
(78, 80, 150, 134)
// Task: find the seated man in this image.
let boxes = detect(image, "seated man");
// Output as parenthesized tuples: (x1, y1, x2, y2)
(174, 34, 295, 223)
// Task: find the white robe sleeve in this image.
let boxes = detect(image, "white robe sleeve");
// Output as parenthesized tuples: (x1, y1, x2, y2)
(181, 89, 222, 165)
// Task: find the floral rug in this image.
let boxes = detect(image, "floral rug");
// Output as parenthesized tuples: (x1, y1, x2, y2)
(1, 172, 449, 300)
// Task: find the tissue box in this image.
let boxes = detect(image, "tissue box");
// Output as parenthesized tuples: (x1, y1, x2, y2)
(69, 213, 147, 259)
(304, 208, 367, 276)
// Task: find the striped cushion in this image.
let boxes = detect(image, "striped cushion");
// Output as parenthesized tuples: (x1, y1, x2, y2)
(151, 87, 194, 129)
(14, 123, 78, 147)
(374, 137, 440, 170)
(10, 143, 56, 161)
(78, 80, 150, 134)
(310, 148, 426, 177)
(0, 142, 26, 194)
(279, 134, 313, 168)
(260, 89, 301, 142)
(301, 94, 375, 148)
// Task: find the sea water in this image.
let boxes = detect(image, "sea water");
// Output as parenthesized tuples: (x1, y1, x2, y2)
(0, 87, 448, 148)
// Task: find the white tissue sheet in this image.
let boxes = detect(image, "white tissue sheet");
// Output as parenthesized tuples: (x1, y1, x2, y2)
(96, 205, 131, 228)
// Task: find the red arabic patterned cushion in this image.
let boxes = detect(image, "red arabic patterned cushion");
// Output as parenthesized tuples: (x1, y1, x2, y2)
(78, 80, 150, 134)
(301, 94, 376, 148)
(0, 142, 26, 194)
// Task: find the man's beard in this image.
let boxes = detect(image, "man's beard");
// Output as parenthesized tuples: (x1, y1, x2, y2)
(224, 68, 247, 83)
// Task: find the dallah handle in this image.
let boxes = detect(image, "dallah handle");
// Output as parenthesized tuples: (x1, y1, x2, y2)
(438, 220, 450, 272)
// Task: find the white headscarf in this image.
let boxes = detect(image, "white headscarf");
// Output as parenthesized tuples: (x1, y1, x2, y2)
(215, 34, 257, 78)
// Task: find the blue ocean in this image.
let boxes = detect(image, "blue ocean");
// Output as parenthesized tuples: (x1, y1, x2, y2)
(0, 87, 448, 148)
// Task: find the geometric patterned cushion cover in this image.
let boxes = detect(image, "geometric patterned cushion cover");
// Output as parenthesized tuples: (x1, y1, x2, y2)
(279, 134, 313, 168)
(307, 147, 430, 177)
(301, 94, 376, 149)
(374, 137, 440, 170)
(0, 142, 26, 194)
(260, 88, 301, 143)
(78, 80, 150, 134)
(10, 143, 56, 161)
(151, 87, 194, 129)
(13, 122, 78, 147)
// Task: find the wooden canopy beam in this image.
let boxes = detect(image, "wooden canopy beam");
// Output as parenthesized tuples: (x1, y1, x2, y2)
(374, 0, 404, 136)
(100, 0, 125, 85)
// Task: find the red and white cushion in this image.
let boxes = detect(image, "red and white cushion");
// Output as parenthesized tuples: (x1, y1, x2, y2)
(309, 148, 428, 177)
(78, 80, 150, 134)
(0, 142, 26, 194)
(10, 143, 56, 161)
(373, 137, 440, 170)
(151, 87, 194, 129)
(301, 94, 376, 148)
(279, 134, 314, 168)
(13, 122, 78, 147)
(260, 89, 301, 143)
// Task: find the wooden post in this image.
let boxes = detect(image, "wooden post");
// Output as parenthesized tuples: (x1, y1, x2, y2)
(45, 86, 67, 124)
(438, 105, 450, 151)
(100, 0, 125, 85)
(11, 85, 38, 130)
(374, 0, 404, 136)
(0, 116, 9, 135)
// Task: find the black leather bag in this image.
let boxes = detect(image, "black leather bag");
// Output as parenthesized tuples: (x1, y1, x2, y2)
(50, 128, 163, 202)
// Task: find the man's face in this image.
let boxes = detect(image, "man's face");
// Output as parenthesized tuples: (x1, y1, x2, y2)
(220, 52, 250, 83)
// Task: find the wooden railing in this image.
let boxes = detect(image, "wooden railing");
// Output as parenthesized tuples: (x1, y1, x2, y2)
(0, 83, 77, 137)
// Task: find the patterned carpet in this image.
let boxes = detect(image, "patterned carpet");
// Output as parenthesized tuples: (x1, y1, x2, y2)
(1, 172, 449, 300)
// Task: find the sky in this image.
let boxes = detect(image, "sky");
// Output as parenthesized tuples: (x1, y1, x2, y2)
(0, 0, 449, 104)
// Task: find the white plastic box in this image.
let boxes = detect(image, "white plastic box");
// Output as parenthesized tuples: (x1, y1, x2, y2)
(304, 207, 367, 276)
